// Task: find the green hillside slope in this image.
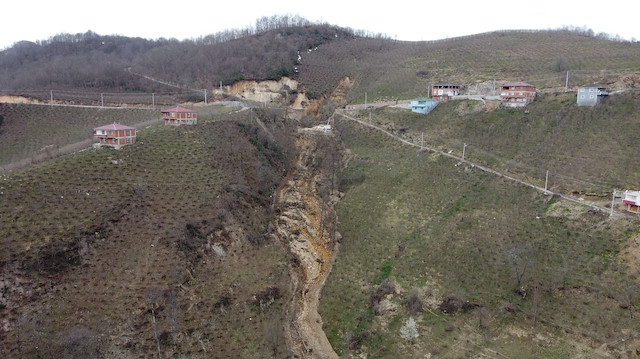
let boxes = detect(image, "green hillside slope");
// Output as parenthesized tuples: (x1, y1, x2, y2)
(320, 117, 639, 357)
(346, 90, 640, 193)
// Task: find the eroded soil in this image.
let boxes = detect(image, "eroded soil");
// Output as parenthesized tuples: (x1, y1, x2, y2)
(272, 126, 343, 359)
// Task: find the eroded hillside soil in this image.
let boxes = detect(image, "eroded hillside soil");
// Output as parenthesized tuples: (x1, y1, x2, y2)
(273, 126, 344, 359)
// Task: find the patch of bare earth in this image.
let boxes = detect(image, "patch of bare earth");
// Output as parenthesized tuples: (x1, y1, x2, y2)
(272, 127, 342, 359)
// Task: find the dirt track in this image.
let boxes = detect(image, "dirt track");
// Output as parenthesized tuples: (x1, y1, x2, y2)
(272, 127, 341, 359)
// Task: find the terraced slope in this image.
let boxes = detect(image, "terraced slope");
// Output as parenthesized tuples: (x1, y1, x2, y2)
(0, 109, 296, 358)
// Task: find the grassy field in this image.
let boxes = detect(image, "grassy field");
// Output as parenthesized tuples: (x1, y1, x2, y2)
(0, 108, 295, 358)
(319, 118, 639, 357)
(342, 89, 640, 195)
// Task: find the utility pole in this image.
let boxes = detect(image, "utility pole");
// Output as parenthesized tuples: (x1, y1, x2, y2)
(219, 81, 222, 90)
(101, 93, 104, 107)
(204, 89, 207, 104)
(565, 71, 570, 92)
(152, 93, 155, 109)
(50, 90, 53, 105)
(493, 79, 496, 96)
(544, 170, 549, 194)
(368, 111, 372, 124)
(462, 143, 468, 161)
(610, 190, 616, 217)
(421, 132, 424, 148)
(365, 92, 367, 108)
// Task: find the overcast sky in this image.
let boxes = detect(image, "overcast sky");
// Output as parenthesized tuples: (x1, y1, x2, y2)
(2, 0, 638, 50)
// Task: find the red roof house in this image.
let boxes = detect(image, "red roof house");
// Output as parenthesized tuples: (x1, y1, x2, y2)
(162, 106, 198, 125)
(500, 81, 536, 108)
(93, 123, 136, 149)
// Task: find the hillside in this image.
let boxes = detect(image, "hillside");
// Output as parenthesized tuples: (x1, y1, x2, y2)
(298, 30, 640, 101)
(321, 117, 640, 357)
(0, 103, 235, 170)
(0, 23, 356, 94)
(4, 27, 639, 103)
(1, 25, 640, 359)
(0, 108, 298, 358)
(344, 89, 640, 194)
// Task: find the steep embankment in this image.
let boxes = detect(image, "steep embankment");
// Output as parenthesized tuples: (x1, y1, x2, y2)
(273, 125, 344, 358)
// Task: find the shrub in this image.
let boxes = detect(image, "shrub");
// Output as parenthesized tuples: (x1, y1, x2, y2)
(406, 291, 423, 316)
(399, 317, 419, 342)
(369, 278, 395, 314)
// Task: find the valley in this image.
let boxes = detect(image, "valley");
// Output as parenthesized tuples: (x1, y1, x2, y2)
(1, 26, 640, 358)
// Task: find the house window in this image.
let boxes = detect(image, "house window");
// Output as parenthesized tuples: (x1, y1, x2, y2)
(589, 88, 594, 92)
(581, 95, 585, 99)
(590, 95, 594, 99)
(580, 88, 585, 92)
(187, 113, 191, 118)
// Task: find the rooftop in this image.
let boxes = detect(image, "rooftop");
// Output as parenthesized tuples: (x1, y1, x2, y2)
(162, 106, 197, 113)
(503, 81, 535, 88)
(94, 123, 136, 131)
(433, 82, 460, 87)
(580, 83, 607, 88)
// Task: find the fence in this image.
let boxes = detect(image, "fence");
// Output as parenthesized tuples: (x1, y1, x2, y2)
(337, 110, 637, 218)
(0, 89, 208, 108)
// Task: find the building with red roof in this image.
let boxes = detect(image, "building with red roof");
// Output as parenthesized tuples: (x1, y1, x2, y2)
(162, 106, 198, 125)
(93, 123, 136, 149)
(500, 81, 536, 108)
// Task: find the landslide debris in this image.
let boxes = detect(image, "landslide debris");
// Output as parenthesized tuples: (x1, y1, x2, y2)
(272, 125, 345, 359)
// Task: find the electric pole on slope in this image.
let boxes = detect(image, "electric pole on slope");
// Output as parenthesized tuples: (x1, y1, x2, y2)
(544, 170, 550, 194)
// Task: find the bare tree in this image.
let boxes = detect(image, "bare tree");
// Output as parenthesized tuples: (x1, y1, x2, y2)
(505, 242, 535, 296)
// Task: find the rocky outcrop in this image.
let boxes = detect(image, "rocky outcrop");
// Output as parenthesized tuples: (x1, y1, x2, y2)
(213, 77, 311, 109)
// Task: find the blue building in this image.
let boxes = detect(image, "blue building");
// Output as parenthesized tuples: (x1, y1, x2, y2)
(411, 98, 438, 114)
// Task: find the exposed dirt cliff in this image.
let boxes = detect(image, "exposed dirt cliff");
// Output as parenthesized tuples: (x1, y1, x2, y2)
(213, 77, 311, 110)
(272, 125, 345, 359)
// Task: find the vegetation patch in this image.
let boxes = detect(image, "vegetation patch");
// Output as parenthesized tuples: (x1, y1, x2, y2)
(319, 119, 640, 358)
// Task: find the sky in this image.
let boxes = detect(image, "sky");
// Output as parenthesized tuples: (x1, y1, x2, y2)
(2, 0, 639, 50)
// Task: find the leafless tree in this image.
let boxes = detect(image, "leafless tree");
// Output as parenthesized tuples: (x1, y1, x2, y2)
(505, 242, 535, 296)
(59, 326, 103, 359)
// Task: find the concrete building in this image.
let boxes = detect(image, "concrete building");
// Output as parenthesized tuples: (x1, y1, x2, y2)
(93, 123, 136, 149)
(500, 82, 536, 108)
(432, 82, 461, 102)
(577, 84, 608, 106)
(162, 106, 198, 125)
